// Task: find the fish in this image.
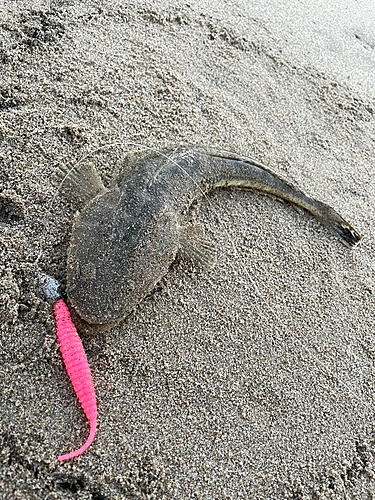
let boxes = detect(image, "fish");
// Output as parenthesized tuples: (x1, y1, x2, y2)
(56, 145, 361, 333)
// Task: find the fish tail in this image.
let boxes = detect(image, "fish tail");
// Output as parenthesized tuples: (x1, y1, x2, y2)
(313, 202, 361, 247)
(208, 150, 361, 247)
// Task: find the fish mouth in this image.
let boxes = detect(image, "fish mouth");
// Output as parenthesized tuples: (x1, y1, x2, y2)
(68, 303, 119, 335)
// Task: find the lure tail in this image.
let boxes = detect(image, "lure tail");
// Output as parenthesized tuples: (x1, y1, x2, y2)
(53, 298, 97, 461)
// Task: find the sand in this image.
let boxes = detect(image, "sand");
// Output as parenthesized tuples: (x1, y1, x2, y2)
(0, 0, 375, 498)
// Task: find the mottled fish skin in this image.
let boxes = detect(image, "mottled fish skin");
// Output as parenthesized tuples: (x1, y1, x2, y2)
(64, 145, 361, 332)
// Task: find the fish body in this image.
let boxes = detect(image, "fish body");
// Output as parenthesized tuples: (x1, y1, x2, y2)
(60, 146, 360, 332)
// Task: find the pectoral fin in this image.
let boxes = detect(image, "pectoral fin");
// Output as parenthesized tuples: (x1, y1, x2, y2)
(178, 224, 217, 269)
(53, 162, 107, 205)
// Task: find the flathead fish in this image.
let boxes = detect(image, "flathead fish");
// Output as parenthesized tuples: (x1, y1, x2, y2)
(57, 146, 361, 333)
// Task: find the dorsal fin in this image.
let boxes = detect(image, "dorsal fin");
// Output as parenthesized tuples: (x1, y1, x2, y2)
(53, 162, 107, 205)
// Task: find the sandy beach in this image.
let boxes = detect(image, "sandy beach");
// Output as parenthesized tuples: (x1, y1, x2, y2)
(1, 0, 375, 498)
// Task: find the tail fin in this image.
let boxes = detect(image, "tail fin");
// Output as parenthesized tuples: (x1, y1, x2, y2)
(53, 162, 106, 205)
(315, 203, 361, 248)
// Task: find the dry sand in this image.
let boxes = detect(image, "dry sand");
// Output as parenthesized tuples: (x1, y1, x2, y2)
(1, 1, 375, 498)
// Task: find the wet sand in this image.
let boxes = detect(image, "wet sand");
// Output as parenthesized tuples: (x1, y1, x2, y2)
(1, 1, 375, 498)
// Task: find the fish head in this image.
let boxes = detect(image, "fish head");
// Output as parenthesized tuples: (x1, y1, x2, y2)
(66, 190, 179, 330)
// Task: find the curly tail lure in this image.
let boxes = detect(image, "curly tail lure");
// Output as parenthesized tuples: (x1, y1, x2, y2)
(38, 273, 97, 461)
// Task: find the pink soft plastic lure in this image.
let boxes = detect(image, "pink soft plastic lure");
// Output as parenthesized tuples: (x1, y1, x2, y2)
(53, 298, 97, 461)
(38, 273, 97, 461)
